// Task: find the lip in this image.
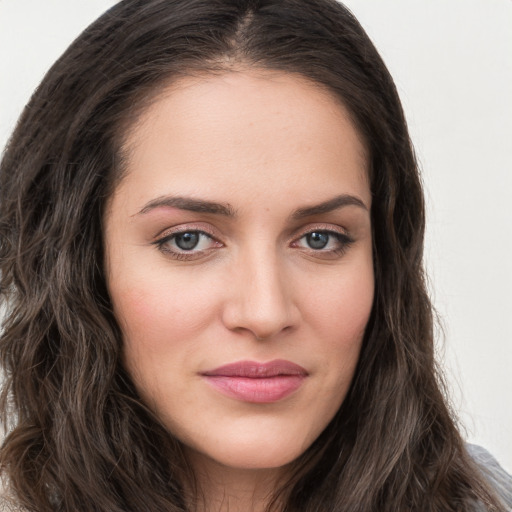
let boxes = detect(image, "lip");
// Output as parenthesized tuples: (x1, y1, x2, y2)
(201, 360, 308, 403)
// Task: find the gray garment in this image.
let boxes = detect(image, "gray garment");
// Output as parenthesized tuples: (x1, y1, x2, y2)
(1, 445, 511, 511)
(0, 494, 24, 512)
(468, 444, 512, 511)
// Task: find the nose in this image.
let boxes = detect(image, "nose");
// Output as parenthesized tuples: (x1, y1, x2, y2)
(221, 247, 299, 340)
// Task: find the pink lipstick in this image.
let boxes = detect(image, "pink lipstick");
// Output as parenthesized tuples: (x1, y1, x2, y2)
(202, 360, 307, 403)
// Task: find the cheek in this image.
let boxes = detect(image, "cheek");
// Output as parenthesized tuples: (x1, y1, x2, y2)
(109, 272, 218, 383)
(303, 259, 374, 384)
(111, 267, 218, 338)
(305, 259, 374, 338)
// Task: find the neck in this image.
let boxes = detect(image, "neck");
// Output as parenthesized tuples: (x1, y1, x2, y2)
(184, 451, 289, 512)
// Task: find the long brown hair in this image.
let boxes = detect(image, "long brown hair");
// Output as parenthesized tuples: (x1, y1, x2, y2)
(0, 1, 505, 510)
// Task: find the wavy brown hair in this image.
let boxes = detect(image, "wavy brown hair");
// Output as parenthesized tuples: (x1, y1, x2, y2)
(0, 0, 506, 511)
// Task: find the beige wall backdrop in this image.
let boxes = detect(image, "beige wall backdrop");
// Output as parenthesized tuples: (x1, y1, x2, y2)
(1, 0, 511, 471)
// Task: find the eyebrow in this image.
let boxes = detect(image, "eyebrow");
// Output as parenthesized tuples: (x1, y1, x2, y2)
(137, 193, 368, 218)
(138, 196, 236, 216)
(291, 194, 368, 219)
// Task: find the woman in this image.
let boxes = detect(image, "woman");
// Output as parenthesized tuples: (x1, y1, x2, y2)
(0, 0, 510, 511)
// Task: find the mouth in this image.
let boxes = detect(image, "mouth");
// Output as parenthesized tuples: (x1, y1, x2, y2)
(201, 360, 308, 403)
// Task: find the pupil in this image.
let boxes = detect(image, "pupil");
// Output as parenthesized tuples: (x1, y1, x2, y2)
(175, 232, 199, 250)
(307, 232, 329, 249)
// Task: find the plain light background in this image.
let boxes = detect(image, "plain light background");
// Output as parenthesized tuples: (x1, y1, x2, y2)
(1, 0, 511, 471)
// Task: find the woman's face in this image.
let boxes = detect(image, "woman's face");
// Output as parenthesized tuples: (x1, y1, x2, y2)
(104, 70, 374, 473)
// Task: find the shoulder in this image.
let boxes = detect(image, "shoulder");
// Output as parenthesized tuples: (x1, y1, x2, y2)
(0, 500, 27, 512)
(468, 444, 512, 511)
(0, 490, 28, 512)
(1, 447, 510, 512)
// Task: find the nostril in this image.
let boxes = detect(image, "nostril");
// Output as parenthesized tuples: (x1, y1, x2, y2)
(253, 324, 294, 340)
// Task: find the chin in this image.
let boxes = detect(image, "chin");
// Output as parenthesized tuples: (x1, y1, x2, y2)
(183, 430, 313, 472)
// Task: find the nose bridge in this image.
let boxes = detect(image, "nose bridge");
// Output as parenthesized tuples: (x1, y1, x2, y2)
(223, 241, 296, 339)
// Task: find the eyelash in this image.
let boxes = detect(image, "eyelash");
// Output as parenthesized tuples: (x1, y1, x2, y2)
(153, 226, 354, 261)
(292, 229, 354, 257)
(152, 227, 220, 261)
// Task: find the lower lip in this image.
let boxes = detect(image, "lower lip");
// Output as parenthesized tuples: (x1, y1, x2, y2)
(203, 375, 305, 403)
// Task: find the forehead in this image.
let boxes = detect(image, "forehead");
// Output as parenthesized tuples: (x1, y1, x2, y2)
(115, 69, 370, 211)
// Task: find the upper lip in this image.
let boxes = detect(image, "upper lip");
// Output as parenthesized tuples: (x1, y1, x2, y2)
(202, 359, 308, 378)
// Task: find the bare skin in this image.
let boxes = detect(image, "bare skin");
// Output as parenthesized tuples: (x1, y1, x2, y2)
(104, 69, 373, 511)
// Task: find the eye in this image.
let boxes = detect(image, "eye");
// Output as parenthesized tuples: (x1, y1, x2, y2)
(303, 231, 330, 250)
(173, 232, 203, 251)
(293, 229, 354, 256)
(154, 229, 222, 259)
